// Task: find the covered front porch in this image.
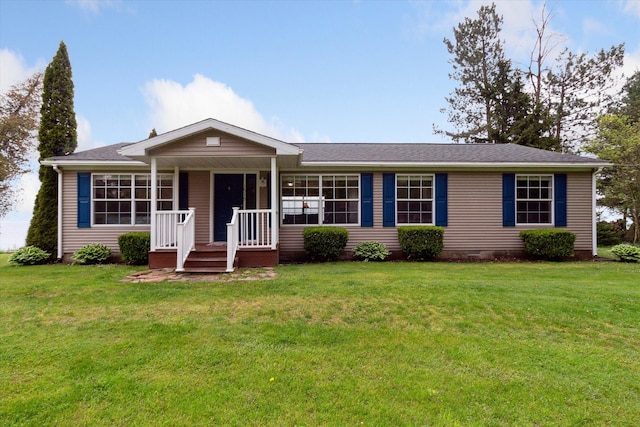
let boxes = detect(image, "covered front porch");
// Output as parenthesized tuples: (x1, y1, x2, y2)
(148, 207, 279, 273)
(146, 157, 280, 273)
(115, 119, 302, 272)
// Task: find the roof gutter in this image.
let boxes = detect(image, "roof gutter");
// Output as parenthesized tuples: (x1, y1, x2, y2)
(41, 159, 148, 167)
(299, 161, 612, 169)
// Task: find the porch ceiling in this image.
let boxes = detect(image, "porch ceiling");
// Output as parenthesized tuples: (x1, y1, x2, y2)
(154, 155, 299, 170)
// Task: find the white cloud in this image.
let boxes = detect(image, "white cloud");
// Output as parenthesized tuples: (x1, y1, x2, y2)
(619, 46, 640, 83)
(143, 74, 304, 142)
(623, 0, 640, 18)
(76, 115, 105, 152)
(0, 49, 44, 93)
(0, 220, 29, 251)
(15, 172, 40, 215)
(65, 0, 122, 14)
(405, 1, 556, 64)
(0, 171, 39, 250)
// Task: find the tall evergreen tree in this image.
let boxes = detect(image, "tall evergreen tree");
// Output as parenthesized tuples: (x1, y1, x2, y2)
(436, 3, 506, 143)
(26, 41, 77, 257)
(439, 2, 624, 151)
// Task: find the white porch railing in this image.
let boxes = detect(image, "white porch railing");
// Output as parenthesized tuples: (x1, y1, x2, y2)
(226, 208, 275, 272)
(226, 208, 240, 273)
(176, 209, 195, 272)
(155, 210, 192, 249)
(155, 209, 195, 272)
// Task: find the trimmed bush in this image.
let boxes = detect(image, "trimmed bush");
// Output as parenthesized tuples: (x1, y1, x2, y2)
(611, 244, 640, 263)
(597, 221, 625, 246)
(9, 246, 51, 266)
(303, 227, 349, 261)
(353, 241, 390, 262)
(118, 232, 151, 265)
(71, 243, 112, 265)
(519, 229, 576, 260)
(397, 226, 444, 261)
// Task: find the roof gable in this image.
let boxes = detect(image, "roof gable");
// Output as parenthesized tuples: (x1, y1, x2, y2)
(119, 118, 301, 158)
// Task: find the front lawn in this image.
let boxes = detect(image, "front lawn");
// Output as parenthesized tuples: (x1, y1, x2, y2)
(1, 256, 639, 425)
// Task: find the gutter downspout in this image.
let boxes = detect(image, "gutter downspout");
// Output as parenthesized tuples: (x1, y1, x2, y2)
(592, 168, 599, 257)
(53, 165, 63, 260)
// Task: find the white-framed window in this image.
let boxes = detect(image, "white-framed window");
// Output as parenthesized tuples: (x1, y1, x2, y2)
(281, 174, 359, 225)
(396, 174, 434, 224)
(93, 173, 173, 225)
(516, 175, 552, 224)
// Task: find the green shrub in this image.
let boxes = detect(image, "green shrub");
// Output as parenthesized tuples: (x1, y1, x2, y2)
(610, 244, 640, 263)
(519, 229, 576, 260)
(9, 246, 51, 266)
(397, 226, 444, 261)
(303, 227, 349, 261)
(71, 243, 112, 264)
(353, 241, 390, 262)
(597, 221, 625, 246)
(117, 232, 150, 265)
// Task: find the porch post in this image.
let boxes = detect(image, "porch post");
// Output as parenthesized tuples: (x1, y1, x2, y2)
(173, 166, 180, 210)
(150, 157, 157, 251)
(270, 156, 278, 249)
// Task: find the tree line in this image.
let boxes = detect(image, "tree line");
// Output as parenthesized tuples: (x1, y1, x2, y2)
(436, 3, 625, 154)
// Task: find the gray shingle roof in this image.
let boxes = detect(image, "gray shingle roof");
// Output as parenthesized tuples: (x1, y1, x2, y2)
(293, 143, 604, 165)
(46, 141, 605, 166)
(47, 142, 136, 162)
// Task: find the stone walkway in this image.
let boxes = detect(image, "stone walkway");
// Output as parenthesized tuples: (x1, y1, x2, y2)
(120, 267, 277, 283)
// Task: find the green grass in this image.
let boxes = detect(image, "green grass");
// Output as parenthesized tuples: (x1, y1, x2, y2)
(598, 245, 618, 260)
(1, 255, 639, 426)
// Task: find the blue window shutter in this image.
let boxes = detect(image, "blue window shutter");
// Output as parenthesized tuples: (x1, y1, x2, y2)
(361, 173, 373, 227)
(435, 173, 448, 226)
(502, 173, 516, 227)
(179, 172, 189, 210)
(383, 173, 395, 227)
(554, 173, 567, 227)
(77, 172, 91, 228)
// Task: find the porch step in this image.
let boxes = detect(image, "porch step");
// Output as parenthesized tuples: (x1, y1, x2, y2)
(182, 266, 228, 274)
(182, 247, 237, 273)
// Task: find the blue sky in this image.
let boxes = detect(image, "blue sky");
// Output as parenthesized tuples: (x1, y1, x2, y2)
(1, 0, 639, 250)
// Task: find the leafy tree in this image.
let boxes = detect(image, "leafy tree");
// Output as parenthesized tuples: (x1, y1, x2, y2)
(0, 72, 42, 216)
(526, 2, 624, 152)
(437, 3, 506, 143)
(26, 41, 77, 257)
(545, 45, 624, 152)
(585, 115, 640, 243)
(618, 70, 640, 123)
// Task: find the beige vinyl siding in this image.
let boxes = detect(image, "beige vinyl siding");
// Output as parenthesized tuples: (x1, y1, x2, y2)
(188, 171, 211, 244)
(279, 173, 399, 260)
(149, 131, 276, 157)
(279, 171, 594, 260)
(61, 170, 150, 255)
(60, 170, 239, 255)
(566, 172, 594, 251)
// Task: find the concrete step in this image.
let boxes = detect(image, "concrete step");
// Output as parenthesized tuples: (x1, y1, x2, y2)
(182, 266, 228, 274)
